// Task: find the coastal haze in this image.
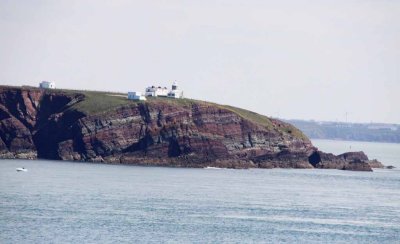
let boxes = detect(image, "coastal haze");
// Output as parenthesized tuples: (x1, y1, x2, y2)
(1, 0, 399, 123)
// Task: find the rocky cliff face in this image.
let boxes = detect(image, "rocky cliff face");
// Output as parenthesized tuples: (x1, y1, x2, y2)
(0, 86, 383, 171)
(0, 86, 85, 159)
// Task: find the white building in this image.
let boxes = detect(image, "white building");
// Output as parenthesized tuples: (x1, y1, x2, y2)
(145, 86, 169, 97)
(39, 81, 56, 89)
(128, 92, 146, 101)
(167, 82, 183, 98)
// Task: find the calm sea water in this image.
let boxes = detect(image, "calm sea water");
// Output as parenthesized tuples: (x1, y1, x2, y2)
(1, 140, 399, 243)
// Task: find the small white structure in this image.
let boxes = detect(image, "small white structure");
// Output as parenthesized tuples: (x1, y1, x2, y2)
(39, 81, 56, 89)
(128, 92, 146, 101)
(145, 86, 169, 97)
(167, 82, 183, 99)
(134, 82, 183, 100)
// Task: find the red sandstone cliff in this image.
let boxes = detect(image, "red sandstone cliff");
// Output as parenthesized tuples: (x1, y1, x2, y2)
(0, 86, 383, 171)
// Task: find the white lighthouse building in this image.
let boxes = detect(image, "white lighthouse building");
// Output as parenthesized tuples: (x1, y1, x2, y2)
(131, 82, 183, 100)
(145, 86, 169, 97)
(167, 82, 183, 99)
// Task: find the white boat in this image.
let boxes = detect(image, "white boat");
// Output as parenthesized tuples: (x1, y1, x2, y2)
(204, 166, 222, 170)
(16, 167, 28, 172)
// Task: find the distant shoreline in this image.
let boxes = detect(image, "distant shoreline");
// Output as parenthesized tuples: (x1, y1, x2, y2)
(311, 138, 400, 145)
(287, 120, 400, 144)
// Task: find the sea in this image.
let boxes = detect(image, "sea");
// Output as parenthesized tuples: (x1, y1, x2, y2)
(0, 139, 399, 243)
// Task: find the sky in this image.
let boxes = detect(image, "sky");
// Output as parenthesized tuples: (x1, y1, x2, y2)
(0, 0, 399, 124)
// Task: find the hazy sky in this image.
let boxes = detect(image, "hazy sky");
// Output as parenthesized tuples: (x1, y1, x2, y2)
(1, 0, 399, 123)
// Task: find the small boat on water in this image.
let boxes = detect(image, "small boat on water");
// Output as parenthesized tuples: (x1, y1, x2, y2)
(16, 167, 28, 172)
(204, 166, 222, 170)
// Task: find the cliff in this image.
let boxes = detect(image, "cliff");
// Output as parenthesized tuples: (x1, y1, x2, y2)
(0, 86, 383, 171)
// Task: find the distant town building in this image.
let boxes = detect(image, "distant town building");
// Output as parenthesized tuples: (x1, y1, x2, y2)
(128, 92, 146, 101)
(145, 86, 169, 97)
(39, 81, 56, 89)
(167, 82, 183, 99)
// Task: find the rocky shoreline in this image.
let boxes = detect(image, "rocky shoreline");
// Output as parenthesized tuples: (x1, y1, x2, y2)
(0, 86, 383, 171)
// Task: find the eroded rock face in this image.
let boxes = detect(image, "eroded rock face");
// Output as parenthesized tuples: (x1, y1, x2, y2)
(0, 86, 84, 159)
(0, 86, 383, 171)
(58, 102, 316, 169)
(0, 88, 41, 159)
(307, 151, 383, 171)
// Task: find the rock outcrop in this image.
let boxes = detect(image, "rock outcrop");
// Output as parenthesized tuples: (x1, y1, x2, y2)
(307, 151, 383, 171)
(0, 86, 383, 171)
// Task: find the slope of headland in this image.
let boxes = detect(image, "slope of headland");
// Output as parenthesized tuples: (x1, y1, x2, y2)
(0, 85, 383, 171)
